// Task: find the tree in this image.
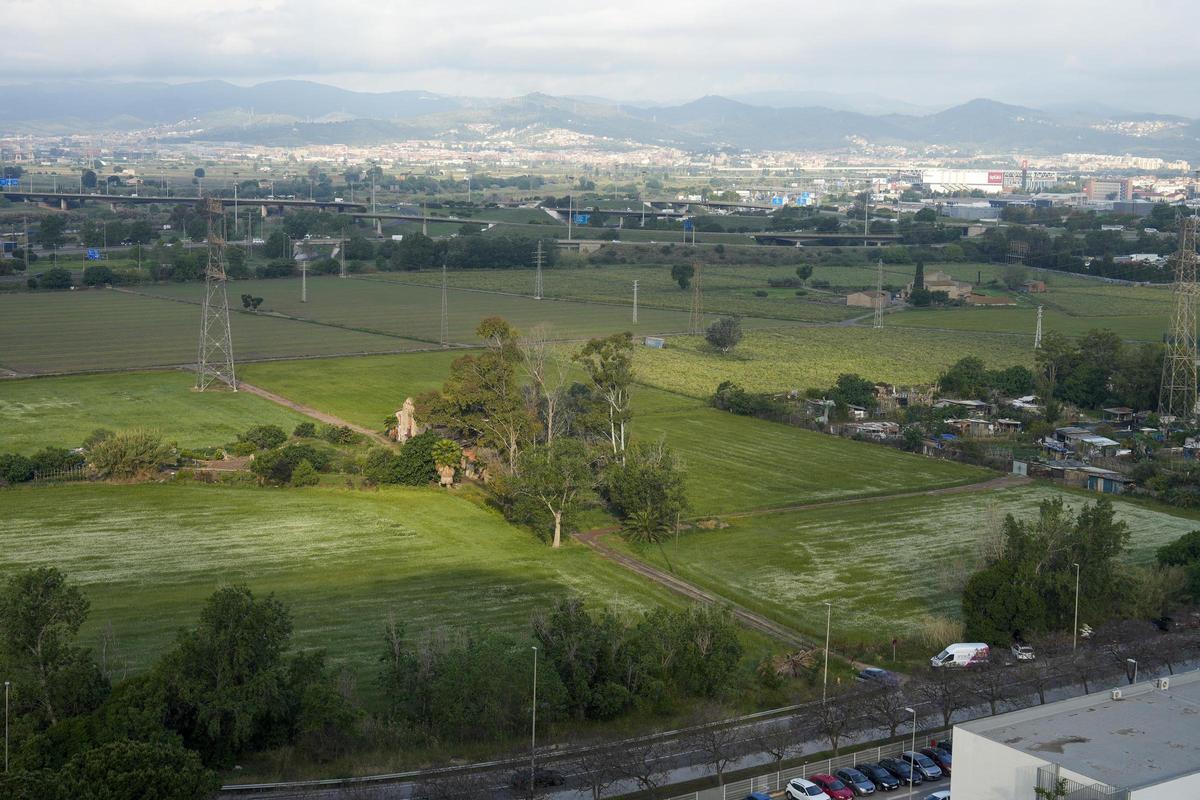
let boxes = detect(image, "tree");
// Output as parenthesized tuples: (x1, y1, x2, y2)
(913, 260, 925, 291)
(238, 424, 287, 450)
(193, 168, 205, 179)
(87, 429, 172, 480)
(158, 585, 293, 764)
(519, 324, 568, 443)
(670, 262, 694, 290)
(615, 741, 671, 800)
(81, 265, 115, 287)
(688, 722, 741, 785)
(912, 668, 970, 726)
(575, 333, 635, 461)
(39, 267, 72, 290)
(812, 693, 865, 754)
(290, 459, 319, 486)
(81, 170, 97, 189)
(0, 567, 106, 727)
(603, 441, 688, 528)
(509, 438, 595, 547)
(750, 716, 806, 772)
(938, 356, 987, 398)
(58, 739, 218, 800)
(572, 742, 623, 800)
(240, 294, 264, 312)
(1002, 264, 1029, 290)
(1035, 331, 1077, 389)
(795, 263, 814, 285)
(705, 316, 743, 354)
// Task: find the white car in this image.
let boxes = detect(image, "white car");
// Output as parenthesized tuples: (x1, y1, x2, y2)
(924, 791, 951, 800)
(1011, 643, 1035, 661)
(786, 778, 832, 800)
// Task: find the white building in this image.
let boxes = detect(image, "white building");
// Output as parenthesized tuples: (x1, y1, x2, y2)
(916, 169, 1006, 195)
(951, 670, 1200, 800)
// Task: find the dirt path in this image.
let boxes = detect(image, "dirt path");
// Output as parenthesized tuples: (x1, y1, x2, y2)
(237, 381, 393, 446)
(574, 473, 1030, 662)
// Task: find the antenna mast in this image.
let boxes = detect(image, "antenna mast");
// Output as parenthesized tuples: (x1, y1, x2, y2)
(196, 197, 237, 391)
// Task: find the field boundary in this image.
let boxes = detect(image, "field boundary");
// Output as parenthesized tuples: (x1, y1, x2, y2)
(236, 381, 393, 445)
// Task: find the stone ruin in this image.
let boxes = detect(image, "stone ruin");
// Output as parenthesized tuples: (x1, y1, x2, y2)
(392, 397, 423, 443)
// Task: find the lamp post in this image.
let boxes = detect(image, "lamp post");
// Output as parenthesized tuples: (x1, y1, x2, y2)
(1072, 562, 1081, 652)
(530, 645, 538, 800)
(904, 706, 917, 799)
(822, 601, 832, 704)
(1127, 658, 1138, 685)
(4, 680, 9, 774)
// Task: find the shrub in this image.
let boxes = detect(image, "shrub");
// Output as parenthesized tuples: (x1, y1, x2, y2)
(319, 424, 357, 445)
(39, 267, 73, 290)
(239, 424, 287, 450)
(290, 460, 320, 487)
(252, 443, 333, 485)
(88, 429, 172, 479)
(752, 289, 768, 297)
(0, 453, 34, 484)
(364, 432, 439, 485)
(82, 429, 114, 450)
(29, 447, 84, 475)
(293, 422, 317, 438)
(432, 439, 461, 469)
(82, 264, 116, 286)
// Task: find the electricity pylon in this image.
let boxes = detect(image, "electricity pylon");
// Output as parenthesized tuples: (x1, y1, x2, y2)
(873, 259, 884, 329)
(196, 197, 236, 391)
(1159, 217, 1200, 420)
(688, 262, 704, 335)
(1034, 305, 1043, 349)
(440, 260, 449, 348)
(632, 280, 639, 324)
(533, 241, 544, 300)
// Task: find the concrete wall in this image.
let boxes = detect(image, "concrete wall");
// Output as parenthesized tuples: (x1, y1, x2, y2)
(949, 729, 1093, 800)
(1132, 771, 1200, 800)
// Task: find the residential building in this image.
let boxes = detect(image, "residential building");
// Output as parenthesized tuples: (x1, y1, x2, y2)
(935, 398, 994, 415)
(1020, 280, 1046, 293)
(951, 671, 1200, 800)
(846, 290, 889, 309)
(1084, 177, 1134, 201)
(907, 270, 973, 300)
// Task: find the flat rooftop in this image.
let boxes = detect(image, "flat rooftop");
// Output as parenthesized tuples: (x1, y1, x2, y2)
(958, 669, 1200, 791)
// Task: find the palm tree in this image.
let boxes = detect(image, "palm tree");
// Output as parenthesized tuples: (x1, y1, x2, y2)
(620, 509, 672, 545)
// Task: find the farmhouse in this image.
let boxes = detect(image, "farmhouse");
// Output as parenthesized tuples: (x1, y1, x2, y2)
(935, 398, 994, 415)
(846, 290, 889, 308)
(1020, 279, 1047, 293)
(906, 270, 973, 300)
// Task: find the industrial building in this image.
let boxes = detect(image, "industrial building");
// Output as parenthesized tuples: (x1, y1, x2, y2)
(950, 670, 1200, 800)
(913, 169, 1059, 195)
(1084, 178, 1135, 201)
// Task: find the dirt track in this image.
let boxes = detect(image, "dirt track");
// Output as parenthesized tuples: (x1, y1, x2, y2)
(237, 381, 393, 446)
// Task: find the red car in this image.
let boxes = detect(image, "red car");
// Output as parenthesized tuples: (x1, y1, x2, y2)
(809, 774, 855, 800)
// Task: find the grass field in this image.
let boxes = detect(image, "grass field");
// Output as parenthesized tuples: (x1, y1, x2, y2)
(0, 482, 681, 676)
(636, 403, 991, 515)
(889, 307, 1167, 342)
(620, 484, 1200, 651)
(375, 266, 863, 323)
(136, 275, 744, 342)
(0, 371, 310, 454)
(0, 289, 421, 375)
(631, 327, 1034, 398)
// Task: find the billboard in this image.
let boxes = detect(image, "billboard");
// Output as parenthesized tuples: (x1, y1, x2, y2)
(988, 171, 1004, 184)
(573, 214, 589, 225)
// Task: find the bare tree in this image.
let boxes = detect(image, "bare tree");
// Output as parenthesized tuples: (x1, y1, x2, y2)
(813, 692, 866, 755)
(870, 686, 913, 739)
(96, 620, 129, 683)
(615, 741, 671, 800)
(1069, 650, 1103, 693)
(750, 716, 806, 773)
(573, 742, 623, 800)
(410, 770, 493, 800)
(972, 664, 1016, 716)
(1021, 656, 1062, 705)
(912, 669, 971, 727)
(519, 323, 568, 443)
(688, 722, 743, 786)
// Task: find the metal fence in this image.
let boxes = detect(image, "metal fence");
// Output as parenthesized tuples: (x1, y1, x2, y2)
(31, 465, 88, 484)
(1037, 765, 1129, 800)
(668, 729, 952, 800)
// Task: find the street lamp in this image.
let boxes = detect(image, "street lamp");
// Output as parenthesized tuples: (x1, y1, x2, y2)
(1072, 562, 1081, 652)
(530, 646, 538, 800)
(4, 680, 9, 774)
(822, 601, 833, 704)
(904, 706, 917, 799)
(1127, 658, 1138, 685)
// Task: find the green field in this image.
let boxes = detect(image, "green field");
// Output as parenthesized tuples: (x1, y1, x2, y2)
(375, 266, 862, 322)
(620, 484, 1199, 650)
(0, 483, 680, 676)
(631, 327, 1034, 398)
(889, 307, 1167, 342)
(636, 401, 990, 515)
(0, 289, 421, 375)
(0, 371, 310, 454)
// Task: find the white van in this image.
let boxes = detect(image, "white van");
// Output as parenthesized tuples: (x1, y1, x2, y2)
(930, 642, 990, 668)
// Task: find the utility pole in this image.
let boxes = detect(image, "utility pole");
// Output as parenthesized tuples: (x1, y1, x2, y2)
(529, 646, 538, 800)
(822, 601, 832, 704)
(632, 279, 639, 324)
(301, 259, 307, 303)
(533, 240, 544, 300)
(1034, 305, 1044, 349)
(688, 262, 704, 335)
(1072, 562, 1081, 652)
(863, 182, 870, 247)
(339, 230, 347, 279)
(22, 217, 29, 275)
(440, 260, 449, 348)
(567, 195, 573, 241)
(873, 259, 885, 329)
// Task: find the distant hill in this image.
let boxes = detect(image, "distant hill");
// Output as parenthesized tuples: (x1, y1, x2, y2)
(1, 80, 1196, 161)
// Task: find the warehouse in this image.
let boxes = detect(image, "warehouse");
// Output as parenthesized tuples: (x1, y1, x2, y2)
(951, 671, 1200, 799)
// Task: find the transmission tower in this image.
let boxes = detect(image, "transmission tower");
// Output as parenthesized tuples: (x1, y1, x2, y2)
(1159, 217, 1200, 420)
(440, 260, 449, 348)
(338, 232, 347, 278)
(533, 241, 544, 300)
(196, 197, 237, 391)
(632, 279, 639, 324)
(873, 259, 885, 329)
(688, 262, 704, 335)
(1033, 305, 1043, 349)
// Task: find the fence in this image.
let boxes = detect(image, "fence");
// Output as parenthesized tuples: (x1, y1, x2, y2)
(31, 465, 88, 484)
(668, 729, 951, 800)
(1037, 765, 1129, 800)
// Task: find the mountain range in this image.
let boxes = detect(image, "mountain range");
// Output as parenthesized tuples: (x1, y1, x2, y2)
(2, 80, 1197, 161)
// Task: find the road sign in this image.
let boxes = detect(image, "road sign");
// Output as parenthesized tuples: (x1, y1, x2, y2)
(682, 220, 694, 231)
(86, 249, 101, 260)
(573, 214, 590, 225)
(0, 178, 19, 187)
(771, 195, 784, 206)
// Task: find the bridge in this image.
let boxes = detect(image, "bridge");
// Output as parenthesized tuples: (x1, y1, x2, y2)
(0, 190, 368, 213)
(753, 231, 902, 246)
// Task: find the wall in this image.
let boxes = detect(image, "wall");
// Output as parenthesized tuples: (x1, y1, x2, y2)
(949, 728, 1094, 800)
(1132, 771, 1200, 800)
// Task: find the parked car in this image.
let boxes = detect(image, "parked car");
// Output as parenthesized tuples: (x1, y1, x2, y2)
(933, 739, 952, 754)
(878, 757, 922, 787)
(1011, 642, 1035, 661)
(510, 766, 564, 790)
(930, 642, 990, 668)
(745, 794, 773, 800)
(921, 747, 952, 776)
(856, 763, 901, 791)
(856, 667, 900, 687)
(923, 791, 951, 800)
(834, 767, 877, 796)
(786, 777, 832, 800)
(902, 751, 943, 781)
(809, 774, 854, 800)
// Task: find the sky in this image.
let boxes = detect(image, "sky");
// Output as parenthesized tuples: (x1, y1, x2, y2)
(5, 0, 1199, 115)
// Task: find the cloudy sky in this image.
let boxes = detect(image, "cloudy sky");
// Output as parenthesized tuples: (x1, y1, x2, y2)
(6, 0, 1198, 114)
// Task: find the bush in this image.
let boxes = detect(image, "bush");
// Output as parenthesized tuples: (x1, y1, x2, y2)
(752, 289, 768, 297)
(364, 432, 439, 485)
(29, 447, 84, 475)
(81, 265, 115, 286)
(238, 424, 287, 450)
(251, 443, 333, 485)
(292, 422, 317, 438)
(82, 429, 113, 450)
(290, 460, 320, 487)
(0, 453, 35, 484)
(39, 267, 73, 290)
(88, 430, 172, 479)
(319, 424, 356, 445)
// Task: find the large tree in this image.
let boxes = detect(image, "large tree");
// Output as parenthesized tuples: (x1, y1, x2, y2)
(519, 323, 568, 443)
(509, 438, 595, 547)
(574, 333, 635, 461)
